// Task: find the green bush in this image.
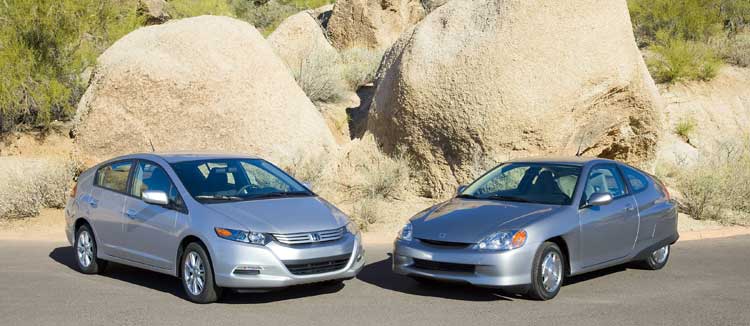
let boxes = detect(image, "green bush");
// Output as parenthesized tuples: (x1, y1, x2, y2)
(674, 117, 697, 141)
(167, 0, 234, 19)
(291, 48, 347, 103)
(647, 37, 722, 83)
(714, 32, 750, 67)
(0, 0, 143, 133)
(628, 0, 750, 82)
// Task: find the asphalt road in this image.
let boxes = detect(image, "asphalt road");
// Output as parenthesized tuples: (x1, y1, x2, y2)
(1, 236, 749, 326)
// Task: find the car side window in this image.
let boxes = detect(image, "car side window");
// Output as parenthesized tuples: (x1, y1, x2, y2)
(583, 165, 627, 201)
(620, 165, 649, 193)
(95, 161, 133, 193)
(131, 161, 183, 208)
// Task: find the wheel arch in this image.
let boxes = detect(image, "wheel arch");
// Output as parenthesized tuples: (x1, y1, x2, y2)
(546, 236, 571, 276)
(175, 234, 215, 278)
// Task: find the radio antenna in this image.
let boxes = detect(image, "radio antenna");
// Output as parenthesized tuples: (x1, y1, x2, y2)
(148, 139, 156, 152)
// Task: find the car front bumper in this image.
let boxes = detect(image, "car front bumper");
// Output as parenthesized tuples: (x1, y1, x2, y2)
(392, 238, 537, 288)
(211, 232, 365, 289)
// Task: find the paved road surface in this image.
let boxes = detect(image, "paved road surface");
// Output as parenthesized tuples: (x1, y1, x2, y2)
(1, 236, 749, 326)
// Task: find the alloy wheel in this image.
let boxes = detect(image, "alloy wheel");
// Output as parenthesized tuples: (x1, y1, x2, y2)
(183, 251, 206, 296)
(77, 231, 94, 268)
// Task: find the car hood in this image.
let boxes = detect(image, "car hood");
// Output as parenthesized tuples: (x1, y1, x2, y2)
(411, 198, 564, 243)
(204, 196, 347, 234)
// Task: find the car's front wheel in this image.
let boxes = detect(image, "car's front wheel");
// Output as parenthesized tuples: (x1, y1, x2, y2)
(641, 245, 670, 270)
(527, 242, 565, 300)
(74, 224, 107, 274)
(181, 242, 222, 303)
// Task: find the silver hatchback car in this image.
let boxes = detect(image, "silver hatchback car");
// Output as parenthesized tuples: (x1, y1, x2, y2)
(393, 157, 678, 300)
(65, 153, 364, 303)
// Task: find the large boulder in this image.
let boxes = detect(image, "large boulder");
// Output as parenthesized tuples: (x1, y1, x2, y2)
(367, 0, 663, 197)
(73, 16, 336, 166)
(267, 10, 339, 74)
(327, 0, 425, 50)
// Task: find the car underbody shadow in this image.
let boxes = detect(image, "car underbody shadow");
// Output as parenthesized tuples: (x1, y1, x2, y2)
(356, 256, 516, 302)
(49, 246, 345, 304)
(563, 265, 628, 286)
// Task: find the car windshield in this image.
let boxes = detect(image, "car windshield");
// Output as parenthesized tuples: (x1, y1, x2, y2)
(459, 163, 582, 205)
(171, 159, 312, 203)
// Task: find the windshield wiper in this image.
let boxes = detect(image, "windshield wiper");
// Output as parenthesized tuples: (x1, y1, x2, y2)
(195, 195, 244, 201)
(457, 194, 479, 199)
(484, 195, 531, 203)
(247, 191, 312, 199)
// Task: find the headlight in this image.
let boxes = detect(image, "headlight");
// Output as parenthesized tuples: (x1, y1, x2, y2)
(471, 230, 527, 251)
(214, 227, 268, 245)
(398, 222, 413, 241)
(345, 221, 360, 235)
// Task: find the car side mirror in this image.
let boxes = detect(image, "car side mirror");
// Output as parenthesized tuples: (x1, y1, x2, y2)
(585, 192, 613, 208)
(302, 182, 312, 190)
(456, 185, 467, 195)
(142, 190, 169, 206)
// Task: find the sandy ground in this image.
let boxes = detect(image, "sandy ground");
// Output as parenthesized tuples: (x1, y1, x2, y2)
(0, 208, 741, 245)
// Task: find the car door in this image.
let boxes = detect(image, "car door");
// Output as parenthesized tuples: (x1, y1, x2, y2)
(120, 160, 186, 270)
(88, 160, 134, 258)
(578, 164, 639, 267)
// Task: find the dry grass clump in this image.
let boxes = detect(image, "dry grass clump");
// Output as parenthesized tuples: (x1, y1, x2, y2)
(714, 32, 750, 67)
(291, 48, 348, 104)
(282, 135, 413, 229)
(673, 141, 750, 225)
(0, 157, 75, 219)
(339, 47, 385, 89)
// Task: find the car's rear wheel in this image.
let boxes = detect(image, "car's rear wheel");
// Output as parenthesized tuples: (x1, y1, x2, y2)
(527, 242, 564, 301)
(181, 242, 222, 303)
(74, 224, 107, 274)
(641, 245, 670, 270)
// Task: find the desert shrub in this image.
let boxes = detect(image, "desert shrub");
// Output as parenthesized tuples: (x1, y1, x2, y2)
(339, 47, 385, 89)
(290, 47, 347, 103)
(232, 0, 333, 35)
(675, 117, 697, 140)
(677, 142, 750, 224)
(0, 0, 144, 133)
(628, 0, 750, 82)
(714, 32, 750, 67)
(167, 0, 234, 18)
(647, 37, 722, 83)
(0, 158, 75, 219)
(351, 197, 378, 231)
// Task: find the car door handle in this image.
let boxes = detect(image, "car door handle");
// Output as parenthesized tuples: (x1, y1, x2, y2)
(125, 209, 137, 219)
(87, 198, 98, 208)
(625, 205, 636, 212)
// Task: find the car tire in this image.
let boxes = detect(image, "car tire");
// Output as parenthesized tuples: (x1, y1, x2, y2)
(74, 224, 108, 274)
(527, 242, 565, 301)
(181, 242, 222, 304)
(640, 245, 670, 270)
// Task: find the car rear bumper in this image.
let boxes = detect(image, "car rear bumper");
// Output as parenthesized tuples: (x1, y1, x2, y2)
(392, 238, 537, 287)
(211, 233, 365, 289)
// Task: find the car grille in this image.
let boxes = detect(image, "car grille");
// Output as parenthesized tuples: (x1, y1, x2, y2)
(417, 238, 472, 249)
(284, 253, 351, 275)
(273, 227, 345, 245)
(412, 259, 476, 273)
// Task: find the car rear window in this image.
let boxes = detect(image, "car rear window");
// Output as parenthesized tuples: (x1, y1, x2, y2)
(620, 165, 650, 193)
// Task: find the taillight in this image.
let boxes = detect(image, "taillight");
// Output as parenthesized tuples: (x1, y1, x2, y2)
(70, 183, 77, 198)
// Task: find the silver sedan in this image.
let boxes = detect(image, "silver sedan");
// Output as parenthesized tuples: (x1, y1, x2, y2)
(65, 153, 364, 303)
(393, 157, 678, 300)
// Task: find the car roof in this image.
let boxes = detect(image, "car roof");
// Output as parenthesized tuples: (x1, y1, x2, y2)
(504, 156, 620, 166)
(107, 152, 262, 164)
